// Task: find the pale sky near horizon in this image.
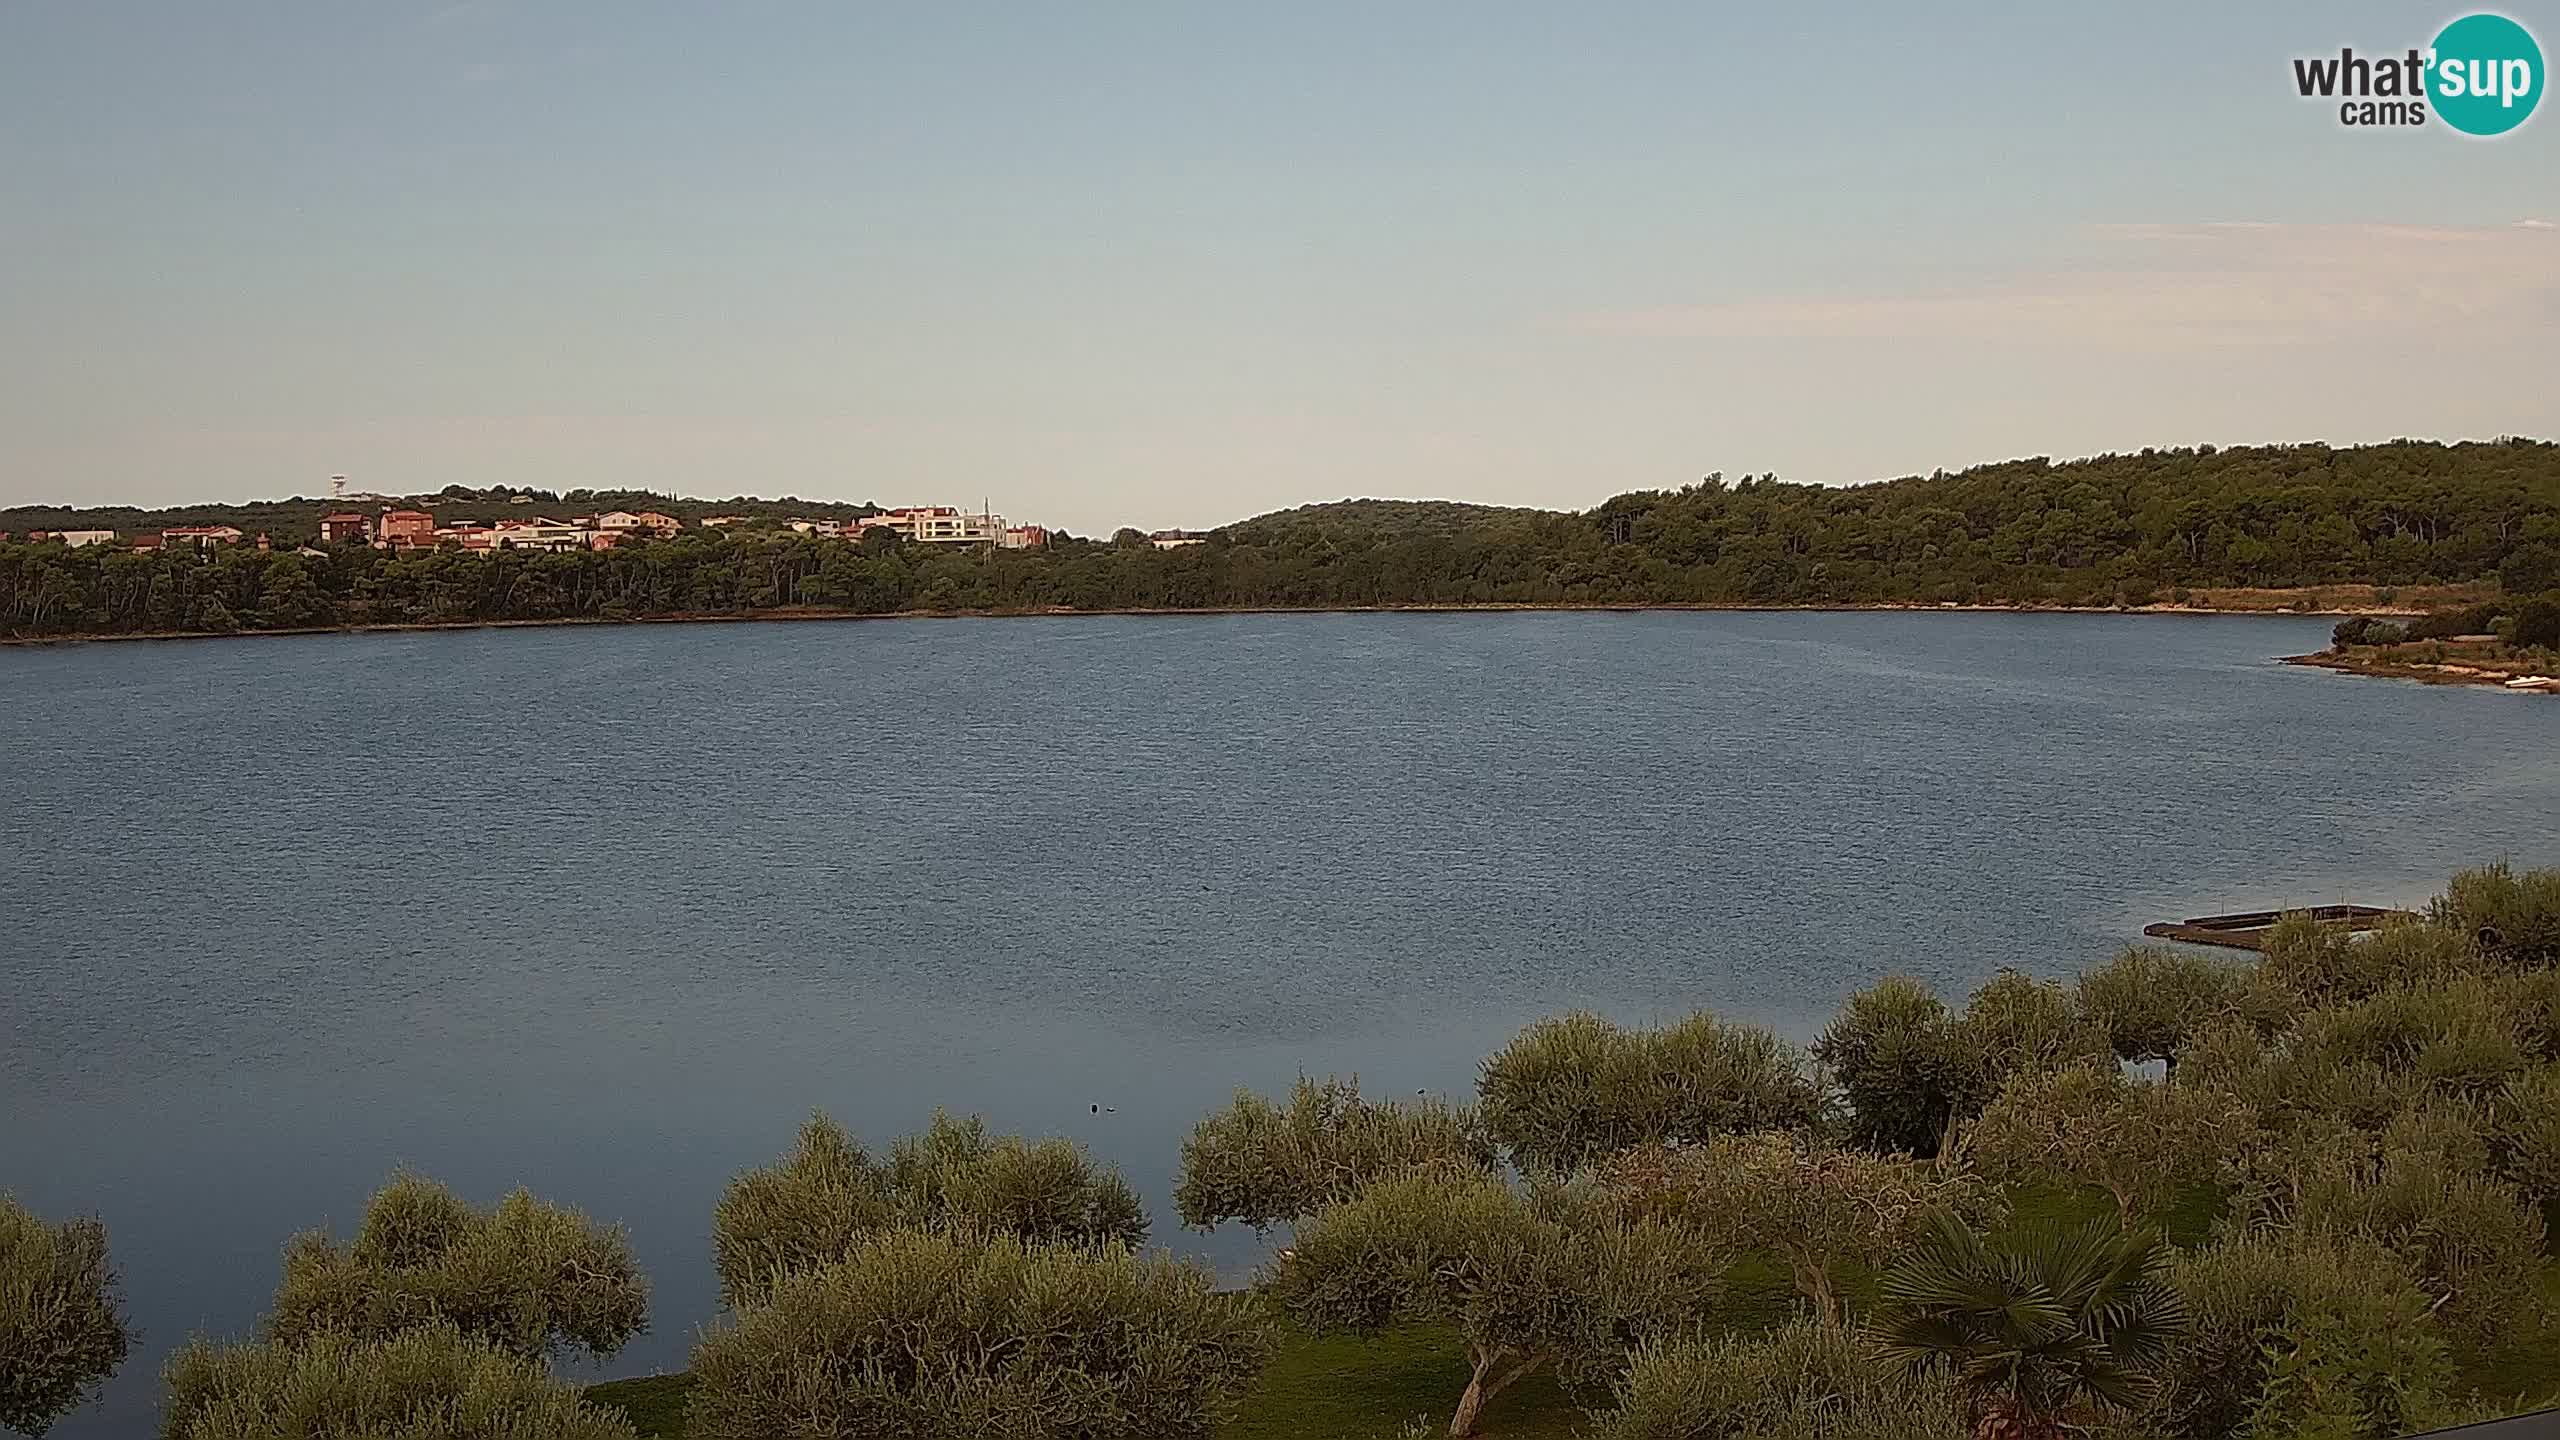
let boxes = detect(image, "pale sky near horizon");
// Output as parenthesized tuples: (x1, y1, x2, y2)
(3, 3, 2557, 535)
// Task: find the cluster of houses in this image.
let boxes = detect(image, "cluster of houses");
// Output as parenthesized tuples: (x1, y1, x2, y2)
(317, 507, 687, 553)
(784, 505, 1050, 550)
(5, 505, 1220, 556)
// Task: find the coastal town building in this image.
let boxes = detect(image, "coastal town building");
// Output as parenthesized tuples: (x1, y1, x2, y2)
(851, 506, 1034, 545)
(33, 529, 118, 547)
(595, 510, 682, 537)
(781, 507, 1029, 546)
(857, 506, 975, 543)
(318, 513, 373, 544)
(162, 525, 246, 549)
(1148, 529, 1208, 549)
(375, 511, 437, 548)
(490, 519, 589, 552)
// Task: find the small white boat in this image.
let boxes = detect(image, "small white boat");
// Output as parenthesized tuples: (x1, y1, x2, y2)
(2503, 675, 2557, 691)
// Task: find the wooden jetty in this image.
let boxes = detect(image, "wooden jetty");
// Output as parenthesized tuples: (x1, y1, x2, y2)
(2142, 904, 2416, 951)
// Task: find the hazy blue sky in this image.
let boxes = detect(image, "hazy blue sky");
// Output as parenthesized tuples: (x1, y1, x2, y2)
(3, 2, 2556, 533)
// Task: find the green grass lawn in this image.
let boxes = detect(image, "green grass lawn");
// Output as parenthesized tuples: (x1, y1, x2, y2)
(585, 1373, 691, 1439)
(585, 1185, 2560, 1440)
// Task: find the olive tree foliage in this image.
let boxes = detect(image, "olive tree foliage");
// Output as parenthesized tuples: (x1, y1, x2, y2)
(1814, 977, 1963, 1157)
(1265, 1164, 1725, 1438)
(2074, 947, 2244, 1067)
(1599, 1135, 1995, 1328)
(881, 1110, 1146, 1250)
(267, 1172, 647, 1363)
(1585, 1320, 1970, 1440)
(2287, 974, 2535, 1098)
(0, 1195, 132, 1439)
(1955, 971, 2116, 1097)
(711, 1111, 1144, 1309)
(2157, 1230, 2470, 1440)
(162, 1323, 638, 1440)
(1959, 1062, 2258, 1225)
(1173, 1077, 1495, 1230)
(1815, 972, 2110, 1158)
(1476, 1011, 1824, 1176)
(2228, 1118, 2547, 1343)
(2246, 913, 2476, 1021)
(2432, 861, 2560, 969)
(2489, 1063, 2560, 1207)
(685, 1227, 1271, 1440)
(2195, 965, 2551, 1144)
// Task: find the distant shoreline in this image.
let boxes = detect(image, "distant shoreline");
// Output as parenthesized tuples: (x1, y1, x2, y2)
(0, 598, 2420, 648)
(2282, 647, 2558, 694)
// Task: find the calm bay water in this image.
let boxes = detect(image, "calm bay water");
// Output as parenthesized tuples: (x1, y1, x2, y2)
(4, 610, 2555, 1434)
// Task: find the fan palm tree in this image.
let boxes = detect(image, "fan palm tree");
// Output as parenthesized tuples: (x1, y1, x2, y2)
(1868, 1209, 2187, 1440)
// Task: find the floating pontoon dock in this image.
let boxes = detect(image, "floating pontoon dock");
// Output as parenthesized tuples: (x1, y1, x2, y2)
(2141, 904, 2416, 951)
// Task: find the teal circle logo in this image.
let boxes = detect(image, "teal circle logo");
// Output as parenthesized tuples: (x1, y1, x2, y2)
(2429, 13, 2544, 135)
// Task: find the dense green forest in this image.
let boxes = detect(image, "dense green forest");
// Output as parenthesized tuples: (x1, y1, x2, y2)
(6, 440, 2558, 639)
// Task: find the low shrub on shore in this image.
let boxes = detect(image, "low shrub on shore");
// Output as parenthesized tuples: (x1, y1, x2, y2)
(686, 1228, 1270, 1440)
(711, 1111, 1144, 1310)
(267, 1173, 648, 1362)
(163, 1323, 637, 1440)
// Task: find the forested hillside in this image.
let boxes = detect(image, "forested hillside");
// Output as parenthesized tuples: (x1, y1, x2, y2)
(6, 440, 2556, 639)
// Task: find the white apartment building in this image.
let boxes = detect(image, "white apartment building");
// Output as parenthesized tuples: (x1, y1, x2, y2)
(859, 506, 1004, 544)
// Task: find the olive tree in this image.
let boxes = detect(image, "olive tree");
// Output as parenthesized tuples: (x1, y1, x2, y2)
(1586, 1320, 1969, 1440)
(1477, 1011, 1824, 1175)
(266, 1172, 648, 1362)
(2159, 1230, 2466, 1440)
(2249, 913, 2474, 1019)
(1599, 1135, 1993, 1327)
(2287, 976, 2533, 1101)
(686, 1227, 1271, 1440)
(2432, 861, 2560, 969)
(1953, 970, 2114, 1101)
(1815, 972, 2109, 1158)
(0, 1195, 131, 1439)
(1960, 1061, 2257, 1225)
(1174, 1077, 1494, 1230)
(1266, 1164, 1724, 1437)
(2075, 947, 2244, 1068)
(712, 1111, 1143, 1309)
(162, 1322, 637, 1440)
(2232, 1124, 2547, 1343)
(881, 1110, 1146, 1249)
(1814, 977, 1964, 1156)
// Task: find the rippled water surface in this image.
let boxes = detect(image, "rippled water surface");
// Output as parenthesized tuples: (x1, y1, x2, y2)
(4, 611, 2554, 1433)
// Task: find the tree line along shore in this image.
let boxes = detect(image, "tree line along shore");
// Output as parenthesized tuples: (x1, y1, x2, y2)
(5, 438, 2558, 643)
(8, 863, 2558, 1440)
